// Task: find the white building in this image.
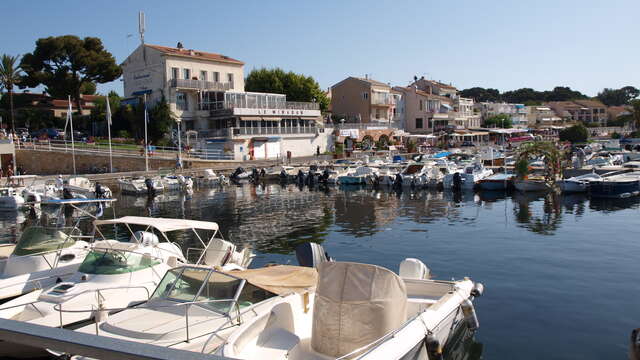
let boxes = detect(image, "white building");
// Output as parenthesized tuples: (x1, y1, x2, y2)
(477, 102, 528, 128)
(121, 43, 328, 160)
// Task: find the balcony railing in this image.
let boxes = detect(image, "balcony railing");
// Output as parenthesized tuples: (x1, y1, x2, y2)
(234, 126, 317, 136)
(371, 94, 394, 106)
(169, 78, 232, 91)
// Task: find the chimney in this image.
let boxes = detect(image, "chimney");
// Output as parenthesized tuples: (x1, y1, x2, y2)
(177, 42, 183, 49)
(189, 49, 195, 56)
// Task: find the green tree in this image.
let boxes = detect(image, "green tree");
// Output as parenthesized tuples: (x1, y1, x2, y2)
(484, 114, 512, 128)
(20, 35, 121, 114)
(459, 87, 501, 102)
(559, 123, 589, 143)
(0, 54, 23, 132)
(148, 97, 176, 143)
(631, 99, 640, 130)
(543, 86, 587, 102)
(597, 86, 640, 106)
(245, 67, 329, 111)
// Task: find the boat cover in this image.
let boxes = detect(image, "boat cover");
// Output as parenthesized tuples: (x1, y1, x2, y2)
(311, 261, 407, 358)
(228, 265, 318, 295)
(94, 216, 219, 232)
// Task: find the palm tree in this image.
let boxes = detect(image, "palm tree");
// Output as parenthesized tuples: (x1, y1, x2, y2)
(0, 54, 22, 133)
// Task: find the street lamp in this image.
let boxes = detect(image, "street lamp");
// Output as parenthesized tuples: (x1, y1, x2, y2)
(176, 118, 182, 170)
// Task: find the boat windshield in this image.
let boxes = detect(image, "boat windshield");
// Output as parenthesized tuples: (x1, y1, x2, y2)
(151, 267, 246, 314)
(78, 249, 160, 275)
(13, 227, 79, 256)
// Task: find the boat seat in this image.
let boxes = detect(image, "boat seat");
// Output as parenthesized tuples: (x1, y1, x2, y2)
(232, 302, 299, 357)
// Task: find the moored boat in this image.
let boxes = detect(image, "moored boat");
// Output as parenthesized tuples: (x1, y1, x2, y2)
(589, 172, 640, 198)
(478, 173, 514, 191)
(514, 178, 552, 192)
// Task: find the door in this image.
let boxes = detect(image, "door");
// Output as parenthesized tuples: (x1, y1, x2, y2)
(266, 139, 281, 159)
(253, 141, 266, 159)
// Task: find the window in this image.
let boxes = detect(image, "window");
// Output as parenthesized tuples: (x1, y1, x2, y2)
(416, 118, 423, 129)
(375, 109, 381, 119)
(176, 92, 188, 111)
(200, 70, 207, 81)
(428, 118, 433, 128)
(227, 73, 234, 83)
(363, 92, 369, 100)
(419, 100, 423, 111)
(171, 67, 179, 79)
(183, 68, 191, 80)
(213, 72, 220, 82)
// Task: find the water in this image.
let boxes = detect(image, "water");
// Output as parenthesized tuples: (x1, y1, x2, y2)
(2, 184, 639, 359)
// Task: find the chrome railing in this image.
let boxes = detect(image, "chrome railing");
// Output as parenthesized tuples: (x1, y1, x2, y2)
(169, 79, 232, 91)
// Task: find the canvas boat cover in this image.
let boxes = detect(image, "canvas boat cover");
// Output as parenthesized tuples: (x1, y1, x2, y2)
(94, 216, 219, 232)
(311, 261, 407, 358)
(228, 265, 318, 295)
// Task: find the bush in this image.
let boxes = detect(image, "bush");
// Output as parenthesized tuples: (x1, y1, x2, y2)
(334, 143, 344, 155)
(611, 132, 621, 139)
(559, 123, 589, 143)
(116, 130, 131, 139)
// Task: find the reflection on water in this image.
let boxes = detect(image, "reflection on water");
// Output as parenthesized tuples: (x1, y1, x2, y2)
(1, 184, 639, 359)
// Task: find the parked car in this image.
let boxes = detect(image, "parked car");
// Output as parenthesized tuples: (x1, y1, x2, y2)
(31, 128, 62, 139)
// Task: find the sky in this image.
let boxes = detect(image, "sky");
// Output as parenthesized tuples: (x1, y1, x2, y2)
(2, 0, 639, 97)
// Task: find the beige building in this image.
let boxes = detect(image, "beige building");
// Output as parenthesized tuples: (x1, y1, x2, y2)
(393, 86, 451, 133)
(526, 106, 563, 127)
(121, 43, 326, 160)
(330, 77, 398, 124)
(546, 100, 607, 125)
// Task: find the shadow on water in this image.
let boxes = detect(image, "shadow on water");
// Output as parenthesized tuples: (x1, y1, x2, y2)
(444, 326, 484, 360)
(511, 191, 563, 235)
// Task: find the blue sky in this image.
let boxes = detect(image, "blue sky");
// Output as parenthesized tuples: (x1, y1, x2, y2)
(3, 0, 638, 97)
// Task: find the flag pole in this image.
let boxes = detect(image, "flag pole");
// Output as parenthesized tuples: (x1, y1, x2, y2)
(105, 95, 113, 173)
(144, 93, 149, 172)
(68, 95, 76, 175)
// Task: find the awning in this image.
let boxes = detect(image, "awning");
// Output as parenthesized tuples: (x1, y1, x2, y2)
(131, 89, 152, 95)
(227, 265, 318, 295)
(239, 117, 262, 121)
(94, 216, 219, 232)
(441, 103, 453, 110)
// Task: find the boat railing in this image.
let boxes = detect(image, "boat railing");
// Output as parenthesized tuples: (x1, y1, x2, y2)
(0, 230, 86, 271)
(52, 296, 249, 343)
(51, 285, 153, 328)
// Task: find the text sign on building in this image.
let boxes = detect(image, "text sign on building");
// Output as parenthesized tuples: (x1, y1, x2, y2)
(339, 129, 359, 139)
(233, 108, 321, 117)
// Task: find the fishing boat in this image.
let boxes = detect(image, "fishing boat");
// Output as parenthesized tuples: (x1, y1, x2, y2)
(217, 259, 483, 360)
(558, 172, 603, 193)
(478, 173, 515, 191)
(58, 264, 316, 357)
(589, 172, 640, 198)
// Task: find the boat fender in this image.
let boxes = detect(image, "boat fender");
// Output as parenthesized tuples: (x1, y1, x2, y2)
(93, 302, 109, 323)
(461, 299, 480, 331)
(471, 282, 484, 298)
(426, 334, 443, 360)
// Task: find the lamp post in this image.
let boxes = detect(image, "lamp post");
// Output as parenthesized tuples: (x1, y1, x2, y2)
(176, 118, 182, 170)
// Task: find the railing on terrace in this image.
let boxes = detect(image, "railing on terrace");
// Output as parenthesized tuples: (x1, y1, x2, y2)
(371, 94, 394, 106)
(335, 122, 400, 130)
(15, 139, 234, 162)
(169, 78, 232, 91)
(232, 126, 317, 136)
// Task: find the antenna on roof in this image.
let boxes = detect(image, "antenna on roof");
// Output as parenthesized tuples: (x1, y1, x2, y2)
(138, 11, 145, 45)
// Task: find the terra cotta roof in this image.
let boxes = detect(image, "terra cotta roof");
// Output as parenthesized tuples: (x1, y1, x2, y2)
(146, 44, 244, 65)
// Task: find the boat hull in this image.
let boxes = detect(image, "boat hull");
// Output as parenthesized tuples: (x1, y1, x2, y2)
(590, 180, 640, 198)
(514, 180, 551, 192)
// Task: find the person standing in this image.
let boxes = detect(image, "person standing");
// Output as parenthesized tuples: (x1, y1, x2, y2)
(316, 145, 320, 157)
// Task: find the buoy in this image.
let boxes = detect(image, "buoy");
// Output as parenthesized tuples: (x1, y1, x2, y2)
(471, 282, 484, 298)
(461, 299, 480, 331)
(426, 334, 443, 360)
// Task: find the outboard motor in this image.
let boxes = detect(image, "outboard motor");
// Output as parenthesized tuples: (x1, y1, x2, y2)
(145, 178, 156, 196)
(231, 167, 244, 180)
(322, 169, 330, 183)
(260, 168, 266, 178)
(62, 187, 74, 199)
(297, 169, 305, 184)
(307, 170, 315, 186)
(295, 242, 332, 268)
(452, 172, 462, 190)
(251, 168, 259, 181)
(393, 173, 403, 189)
(95, 182, 105, 199)
(280, 169, 288, 182)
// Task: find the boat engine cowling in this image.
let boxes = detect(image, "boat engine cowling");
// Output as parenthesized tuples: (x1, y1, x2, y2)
(131, 231, 159, 246)
(399, 258, 430, 279)
(295, 242, 331, 268)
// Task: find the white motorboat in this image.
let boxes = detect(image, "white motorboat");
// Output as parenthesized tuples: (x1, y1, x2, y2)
(373, 164, 402, 187)
(66, 176, 113, 198)
(195, 169, 229, 186)
(443, 163, 493, 190)
(0, 187, 26, 210)
(117, 177, 164, 194)
(160, 175, 193, 191)
(397, 163, 432, 188)
(22, 179, 60, 203)
(0, 226, 91, 301)
(217, 259, 483, 360)
(338, 166, 376, 185)
(62, 264, 317, 358)
(0, 216, 253, 357)
(558, 172, 603, 193)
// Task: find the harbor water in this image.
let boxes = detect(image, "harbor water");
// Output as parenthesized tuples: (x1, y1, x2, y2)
(1, 183, 639, 359)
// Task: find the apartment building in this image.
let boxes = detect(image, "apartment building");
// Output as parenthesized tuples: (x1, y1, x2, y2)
(121, 43, 326, 160)
(7, 92, 98, 119)
(546, 100, 607, 125)
(526, 106, 562, 126)
(476, 102, 528, 128)
(393, 86, 452, 133)
(330, 76, 398, 124)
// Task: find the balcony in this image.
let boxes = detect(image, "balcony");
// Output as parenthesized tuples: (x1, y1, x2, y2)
(233, 126, 317, 136)
(169, 78, 232, 91)
(371, 93, 394, 106)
